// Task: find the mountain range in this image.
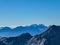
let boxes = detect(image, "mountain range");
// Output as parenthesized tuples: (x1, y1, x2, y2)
(0, 25, 60, 45)
(0, 24, 47, 37)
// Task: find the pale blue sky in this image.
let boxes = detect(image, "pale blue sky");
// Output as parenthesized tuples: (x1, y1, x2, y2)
(0, 0, 60, 27)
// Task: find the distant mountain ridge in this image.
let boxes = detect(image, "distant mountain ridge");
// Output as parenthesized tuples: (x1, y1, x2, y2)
(0, 24, 47, 37)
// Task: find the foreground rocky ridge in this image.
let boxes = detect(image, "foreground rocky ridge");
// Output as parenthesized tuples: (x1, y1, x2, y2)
(27, 25, 60, 45)
(0, 33, 32, 45)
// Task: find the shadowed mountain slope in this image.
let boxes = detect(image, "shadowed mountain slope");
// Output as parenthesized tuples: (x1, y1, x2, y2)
(27, 25, 60, 45)
(0, 33, 32, 45)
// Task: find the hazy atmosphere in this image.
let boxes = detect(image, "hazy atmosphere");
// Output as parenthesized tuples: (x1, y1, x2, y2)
(0, 0, 60, 27)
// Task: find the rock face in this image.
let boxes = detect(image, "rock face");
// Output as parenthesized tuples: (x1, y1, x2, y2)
(0, 33, 32, 45)
(27, 25, 60, 45)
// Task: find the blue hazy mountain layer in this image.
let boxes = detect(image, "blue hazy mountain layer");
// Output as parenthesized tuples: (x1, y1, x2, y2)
(0, 24, 47, 37)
